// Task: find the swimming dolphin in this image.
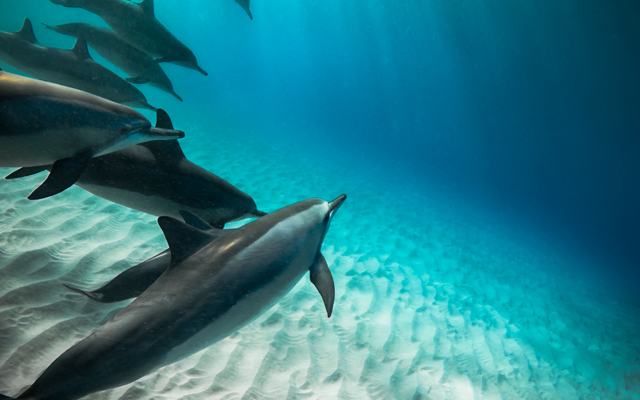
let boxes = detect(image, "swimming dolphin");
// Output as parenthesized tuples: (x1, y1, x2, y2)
(0, 195, 345, 400)
(43, 22, 182, 102)
(6, 110, 265, 223)
(50, 0, 208, 76)
(0, 69, 184, 200)
(0, 19, 156, 110)
(235, 0, 253, 19)
(62, 211, 214, 303)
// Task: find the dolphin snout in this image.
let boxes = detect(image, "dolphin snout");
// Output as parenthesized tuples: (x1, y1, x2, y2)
(328, 194, 347, 214)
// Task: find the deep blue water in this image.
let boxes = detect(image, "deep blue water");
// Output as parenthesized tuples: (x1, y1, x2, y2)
(2, 0, 639, 298)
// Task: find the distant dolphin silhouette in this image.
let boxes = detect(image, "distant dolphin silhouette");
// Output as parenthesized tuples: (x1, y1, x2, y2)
(0, 69, 184, 199)
(7, 110, 265, 224)
(62, 211, 214, 303)
(235, 0, 253, 19)
(43, 22, 182, 102)
(0, 19, 155, 110)
(50, 0, 208, 75)
(0, 195, 345, 400)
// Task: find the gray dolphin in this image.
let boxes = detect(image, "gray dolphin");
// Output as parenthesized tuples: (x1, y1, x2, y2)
(0, 69, 184, 199)
(6, 110, 265, 223)
(50, 0, 208, 76)
(235, 0, 253, 19)
(0, 19, 155, 110)
(0, 195, 345, 400)
(62, 211, 214, 303)
(43, 22, 182, 102)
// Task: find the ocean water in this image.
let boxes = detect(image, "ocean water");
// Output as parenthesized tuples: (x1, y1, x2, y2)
(1, 0, 640, 399)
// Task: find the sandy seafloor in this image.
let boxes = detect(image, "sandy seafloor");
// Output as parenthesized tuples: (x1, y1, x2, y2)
(1, 122, 639, 400)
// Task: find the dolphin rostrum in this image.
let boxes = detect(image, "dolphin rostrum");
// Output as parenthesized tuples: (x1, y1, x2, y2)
(0, 69, 184, 199)
(0, 195, 345, 400)
(0, 19, 156, 110)
(235, 0, 253, 19)
(43, 22, 183, 102)
(6, 110, 265, 223)
(50, 0, 208, 75)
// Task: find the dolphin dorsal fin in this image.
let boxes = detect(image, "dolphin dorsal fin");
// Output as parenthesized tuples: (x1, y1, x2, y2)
(140, 0, 155, 16)
(310, 253, 335, 318)
(18, 19, 39, 44)
(158, 216, 216, 267)
(72, 34, 91, 60)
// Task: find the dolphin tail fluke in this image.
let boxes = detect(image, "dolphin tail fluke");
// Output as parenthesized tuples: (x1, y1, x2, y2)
(251, 210, 268, 217)
(5, 165, 48, 180)
(62, 284, 103, 302)
(28, 154, 91, 200)
(310, 253, 335, 318)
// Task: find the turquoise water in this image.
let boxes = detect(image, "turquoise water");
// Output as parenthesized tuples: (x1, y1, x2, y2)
(1, 0, 640, 399)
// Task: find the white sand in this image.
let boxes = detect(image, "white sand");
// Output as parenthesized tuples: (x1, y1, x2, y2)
(1, 125, 639, 399)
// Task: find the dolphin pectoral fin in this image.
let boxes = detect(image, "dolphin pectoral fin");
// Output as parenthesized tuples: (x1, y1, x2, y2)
(0, 393, 16, 399)
(310, 253, 335, 318)
(158, 216, 218, 266)
(5, 165, 49, 179)
(28, 154, 91, 200)
(126, 76, 150, 84)
(62, 284, 103, 301)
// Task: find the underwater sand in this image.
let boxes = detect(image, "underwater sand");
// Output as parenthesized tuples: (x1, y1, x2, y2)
(1, 125, 639, 400)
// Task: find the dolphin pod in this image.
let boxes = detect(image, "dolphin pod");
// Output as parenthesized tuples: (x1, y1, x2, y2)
(43, 22, 183, 102)
(1, 196, 345, 400)
(50, 0, 208, 75)
(0, 68, 184, 199)
(7, 110, 265, 225)
(0, 19, 156, 110)
(0, 3, 351, 400)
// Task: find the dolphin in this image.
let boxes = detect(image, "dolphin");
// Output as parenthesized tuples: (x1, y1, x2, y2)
(0, 69, 184, 199)
(50, 0, 208, 76)
(0, 195, 345, 400)
(235, 0, 253, 19)
(0, 19, 156, 110)
(43, 22, 182, 102)
(6, 110, 265, 223)
(62, 211, 215, 303)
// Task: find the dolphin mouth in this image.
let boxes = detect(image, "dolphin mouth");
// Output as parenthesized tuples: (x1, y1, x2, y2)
(328, 194, 347, 214)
